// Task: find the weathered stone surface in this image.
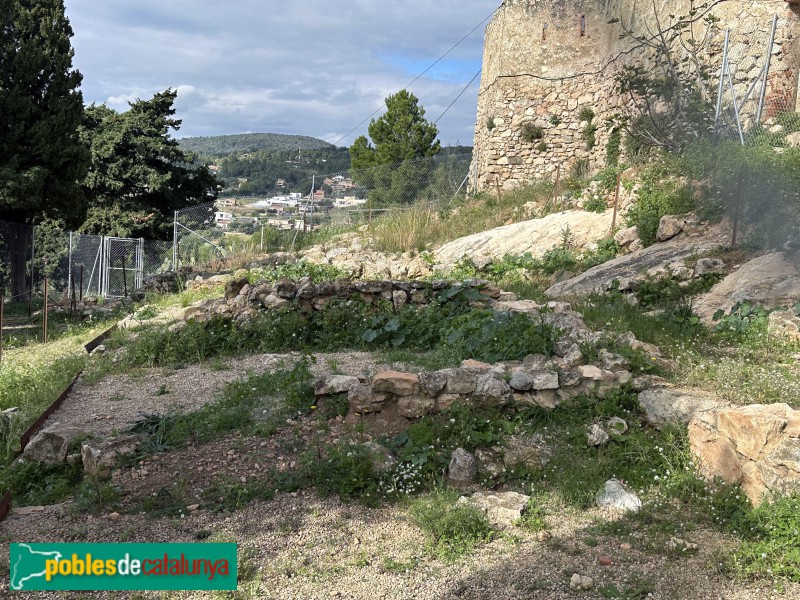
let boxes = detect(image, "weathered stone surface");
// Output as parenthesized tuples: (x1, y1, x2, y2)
(448, 448, 478, 484)
(461, 359, 494, 373)
(530, 370, 559, 390)
(23, 423, 85, 464)
(348, 384, 387, 414)
(81, 435, 139, 477)
(224, 277, 248, 299)
(442, 368, 478, 394)
(768, 310, 800, 341)
(435, 210, 613, 264)
(639, 387, 727, 429)
(472, 375, 511, 407)
(615, 225, 640, 248)
(458, 490, 531, 527)
(372, 371, 420, 396)
(504, 434, 550, 469)
(694, 252, 800, 323)
(475, 448, 505, 478)
(577, 365, 616, 382)
(606, 417, 629, 435)
(397, 395, 436, 418)
(509, 371, 534, 391)
(656, 215, 685, 242)
(694, 258, 726, 275)
(313, 375, 360, 396)
(533, 390, 560, 410)
(419, 371, 447, 396)
(587, 423, 610, 446)
(545, 232, 725, 298)
(262, 294, 291, 310)
(596, 479, 642, 511)
(689, 403, 800, 505)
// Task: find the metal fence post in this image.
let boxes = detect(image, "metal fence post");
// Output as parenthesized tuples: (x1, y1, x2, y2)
(67, 231, 73, 300)
(172, 210, 178, 272)
(755, 14, 778, 126)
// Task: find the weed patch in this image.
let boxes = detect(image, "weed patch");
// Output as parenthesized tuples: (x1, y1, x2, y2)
(409, 490, 494, 561)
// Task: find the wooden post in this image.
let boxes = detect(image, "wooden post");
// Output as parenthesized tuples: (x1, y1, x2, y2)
(551, 165, 561, 208)
(43, 277, 48, 344)
(610, 171, 621, 235)
(495, 177, 503, 202)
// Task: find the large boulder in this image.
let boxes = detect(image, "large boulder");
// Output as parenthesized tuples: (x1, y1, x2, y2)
(638, 387, 728, 429)
(688, 403, 800, 505)
(22, 423, 85, 464)
(434, 210, 613, 265)
(694, 252, 800, 323)
(545, 226, 726, 298)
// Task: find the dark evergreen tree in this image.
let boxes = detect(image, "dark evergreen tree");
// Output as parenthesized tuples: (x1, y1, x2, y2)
(0, 0, 88, 295)
(349, 90, 441, 206)
(79, 90, 220, 238)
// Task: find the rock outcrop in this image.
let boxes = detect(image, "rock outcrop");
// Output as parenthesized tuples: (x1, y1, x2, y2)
(694, 252, 800, 323)
(435, 210, 613, 265)
(688, 403, 800, 505)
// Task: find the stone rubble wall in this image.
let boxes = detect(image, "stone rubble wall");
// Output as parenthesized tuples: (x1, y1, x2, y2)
(473, 0, 800, 190)
(311, 347, 635, 420)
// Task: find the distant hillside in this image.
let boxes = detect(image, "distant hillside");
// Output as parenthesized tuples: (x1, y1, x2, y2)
(179, 133, 333, 158)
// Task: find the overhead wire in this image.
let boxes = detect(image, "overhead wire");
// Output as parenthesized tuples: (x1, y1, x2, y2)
(332, 7, 497, 146)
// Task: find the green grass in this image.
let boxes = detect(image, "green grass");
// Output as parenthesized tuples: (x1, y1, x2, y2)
(367, 182, 554, 253)
(409, 489, 494, 561)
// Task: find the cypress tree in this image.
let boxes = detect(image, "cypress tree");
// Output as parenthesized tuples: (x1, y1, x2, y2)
(0, 0, 88, 295)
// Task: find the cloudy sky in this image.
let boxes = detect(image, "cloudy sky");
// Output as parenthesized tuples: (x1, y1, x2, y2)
(64, 0, 499, 147)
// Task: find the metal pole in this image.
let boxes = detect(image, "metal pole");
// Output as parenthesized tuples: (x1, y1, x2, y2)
(43, 277, 48, 343)
(260, 226, 264, 252)
(71, 272, 77, 320)
(732, 168, 743, 247)
(121, 253, 128, 298)
(67, 231, 73, 300)
(28, 222, 34, 317)
(79, 266, 84, 302)
(755, 14, 778, 127)
(172, 210, 178, 272)
(713, 29, 730, 144)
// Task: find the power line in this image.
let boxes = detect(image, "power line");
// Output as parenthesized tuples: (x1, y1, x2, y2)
(434, 68, 482, 125)
(332, 8, 496, 146)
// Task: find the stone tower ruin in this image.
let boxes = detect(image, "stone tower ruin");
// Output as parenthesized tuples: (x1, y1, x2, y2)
(470, 0, 800, 191)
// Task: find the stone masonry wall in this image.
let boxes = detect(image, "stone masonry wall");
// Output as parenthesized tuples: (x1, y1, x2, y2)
(472, 0, 800, 190)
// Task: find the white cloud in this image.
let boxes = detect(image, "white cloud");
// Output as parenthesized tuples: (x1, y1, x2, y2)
(64, 0, 497, 146)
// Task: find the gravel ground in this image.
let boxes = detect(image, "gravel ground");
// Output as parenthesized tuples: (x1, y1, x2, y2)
(4, 352, 799, 599)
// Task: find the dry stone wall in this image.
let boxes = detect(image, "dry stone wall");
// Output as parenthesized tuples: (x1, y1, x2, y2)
(472, 0, 800, 190)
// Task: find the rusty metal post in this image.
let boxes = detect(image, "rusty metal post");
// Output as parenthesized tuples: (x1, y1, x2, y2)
(610, 172, 621, 235)
(542, 23, 547, 41)
(43, 277, 48, 343)
(580, 15, 586, 37)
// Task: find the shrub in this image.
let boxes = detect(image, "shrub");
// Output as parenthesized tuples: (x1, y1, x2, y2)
(583, 196, 607, 213)
(606, 128, 622, 166)
(625, 176, 695, 246)
(521, 122, 544, 143)
(486, 116, 496, 131)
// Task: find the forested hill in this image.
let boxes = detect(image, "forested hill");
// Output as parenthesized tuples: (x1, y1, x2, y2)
(179, 133, 333, 157)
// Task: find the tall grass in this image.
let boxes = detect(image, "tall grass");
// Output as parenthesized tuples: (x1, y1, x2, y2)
(367, 182, 555, 253)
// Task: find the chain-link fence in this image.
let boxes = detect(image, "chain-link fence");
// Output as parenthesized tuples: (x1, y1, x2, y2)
(173, 151, 473, 269)
(713, 16, 797, 144)
(0, 221, 174, 304)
